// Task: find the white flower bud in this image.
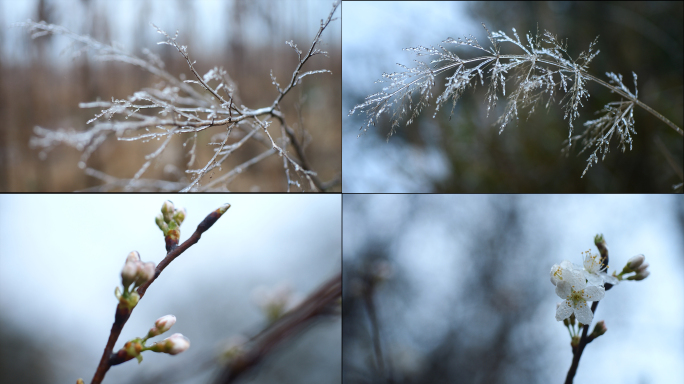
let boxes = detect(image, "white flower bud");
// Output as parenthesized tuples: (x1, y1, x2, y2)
(161, 201, 175, 222)
(147, 315, 176, 338)
(627, 254, 645, 270)
(151, 333, 190, 355)
(135, 261, 155, 287)
(126, 251, 141, 263)
(634, 270, 650, 280)
(167, 333, 190, 355)
(635, 262, 649, 273)
(155, 315, 176, 333)
(121, 260, 139, 289)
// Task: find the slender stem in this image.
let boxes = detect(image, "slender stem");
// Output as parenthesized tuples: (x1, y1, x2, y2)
(363, 287, 385, 379)
(564, 301, 599, 384)
(90, 204, 230, 384)
(583, 73, 683, 136)
(214, 273, 341, 384)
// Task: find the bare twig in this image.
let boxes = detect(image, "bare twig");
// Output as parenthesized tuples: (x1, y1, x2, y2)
(214, 273, 341, 384)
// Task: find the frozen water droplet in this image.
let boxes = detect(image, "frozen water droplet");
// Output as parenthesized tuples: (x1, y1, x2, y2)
(78, 161, 86, 169)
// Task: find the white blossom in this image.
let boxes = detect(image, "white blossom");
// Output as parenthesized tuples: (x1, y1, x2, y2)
(581, 250, 618, 286)
(555, 269, 605, 324)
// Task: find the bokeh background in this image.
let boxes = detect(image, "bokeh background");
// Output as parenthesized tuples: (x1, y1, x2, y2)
(0, 195, 341, 384)
(343, 1, 683, 192)
(0, 0, 341, 191)
(343, 194, 684, 383)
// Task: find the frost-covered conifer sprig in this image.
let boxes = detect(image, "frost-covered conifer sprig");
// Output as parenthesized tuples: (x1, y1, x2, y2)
(350, 23, 683, 178)
(85, 201, 231, 384)
(550, 234, 649, 384)
(16, 1, 340, 192)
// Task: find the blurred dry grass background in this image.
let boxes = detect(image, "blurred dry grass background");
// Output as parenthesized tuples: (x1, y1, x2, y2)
(0, 0, 341, 192)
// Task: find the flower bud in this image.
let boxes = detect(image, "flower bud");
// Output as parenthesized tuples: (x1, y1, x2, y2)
(218, 203, 231, 215)
(121, 259, 139, 289)
(148, 315, 176, 338)
(635, 262, 649, 273)
(161, 200, 175, 222)
(627, 254, 645, 270)
(634, 270, 650, 280)
(126, 251, 141, 263)
(173, 208, 186, 225)
(150, 333, 190, 355)
(135, 261, 156, 287)
(155, 213, 168, 233)
(591, 320, 607, 338)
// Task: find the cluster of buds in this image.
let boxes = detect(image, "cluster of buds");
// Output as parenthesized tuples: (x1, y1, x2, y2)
(115, 251, 155, 310)
(113, 315, 190, 365)
(155, 200, 187, 252)
(618, 254, 650, 281)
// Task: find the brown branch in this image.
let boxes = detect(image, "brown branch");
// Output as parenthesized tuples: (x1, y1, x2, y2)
(214, 272, 341, 384)
(564, 300, 599, 384)
(90, 203, 231, 384)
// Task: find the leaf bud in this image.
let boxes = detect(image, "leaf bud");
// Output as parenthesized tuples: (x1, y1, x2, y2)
(218, 203, 231, 215)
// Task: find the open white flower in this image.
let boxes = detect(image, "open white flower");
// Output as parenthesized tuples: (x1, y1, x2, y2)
(555, 269, 605, 324)
(582, 250, 619, 287)
(550, 260, 582, 286)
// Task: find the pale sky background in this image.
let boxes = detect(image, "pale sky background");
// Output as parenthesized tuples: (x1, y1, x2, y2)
(344, 194, 683, 383)
(342, 1, 478, 192)
(0, 194, 341, 384)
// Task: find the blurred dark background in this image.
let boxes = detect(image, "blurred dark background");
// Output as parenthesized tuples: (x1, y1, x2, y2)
(0, 0, 341, 191)
(343, 1, 683, 192)
(342, 195, 684, 383)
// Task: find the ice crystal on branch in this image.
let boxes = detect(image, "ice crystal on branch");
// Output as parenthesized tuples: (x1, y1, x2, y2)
(350, 23, 682, 178)
(16, 1, 340, 192)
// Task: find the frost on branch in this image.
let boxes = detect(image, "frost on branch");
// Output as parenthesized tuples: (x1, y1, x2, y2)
(350, 23, 680, 178)
(16, 1, 340, 192)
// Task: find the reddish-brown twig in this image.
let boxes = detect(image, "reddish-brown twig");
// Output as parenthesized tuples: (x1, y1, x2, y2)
(213, 272, 341, 384)
(90, 204, 230, 384)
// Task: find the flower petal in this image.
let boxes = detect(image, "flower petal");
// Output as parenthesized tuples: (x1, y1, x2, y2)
(584, 271, 603, 287)
(573, 301, 593, 324)
(582, 285, 605, 302)
(555, 280, 572, 299)
(566, 269, 586, 289)
(556, 300, 574, 321)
